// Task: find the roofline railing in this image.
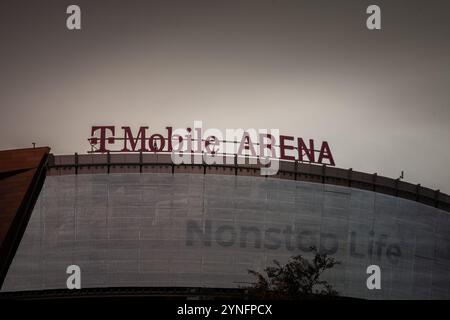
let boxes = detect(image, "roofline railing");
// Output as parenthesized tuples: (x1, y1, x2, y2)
(45, 152, 450, 213)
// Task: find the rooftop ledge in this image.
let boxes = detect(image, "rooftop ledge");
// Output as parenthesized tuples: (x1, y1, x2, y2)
(46, 152, 450, 213)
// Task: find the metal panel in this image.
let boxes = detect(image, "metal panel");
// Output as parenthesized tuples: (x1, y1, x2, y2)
(2, 173, 449, 299)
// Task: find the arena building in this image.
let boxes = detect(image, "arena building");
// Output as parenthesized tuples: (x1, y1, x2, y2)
(1, 152, 449, 299)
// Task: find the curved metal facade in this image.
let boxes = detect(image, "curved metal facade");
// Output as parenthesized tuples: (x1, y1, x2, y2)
(1, 173, 449, 299)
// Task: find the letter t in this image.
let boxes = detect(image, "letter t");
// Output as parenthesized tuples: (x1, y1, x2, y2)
(90, 126, 115, 152)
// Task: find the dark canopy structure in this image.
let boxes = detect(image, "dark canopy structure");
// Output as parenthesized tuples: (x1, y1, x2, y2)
(0, 147, 50, 288)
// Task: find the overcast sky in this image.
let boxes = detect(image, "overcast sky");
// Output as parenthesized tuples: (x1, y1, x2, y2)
(0, 0, 449, 193)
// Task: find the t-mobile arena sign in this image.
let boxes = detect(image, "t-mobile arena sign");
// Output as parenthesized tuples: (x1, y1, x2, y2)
(88, 121, 335, 175)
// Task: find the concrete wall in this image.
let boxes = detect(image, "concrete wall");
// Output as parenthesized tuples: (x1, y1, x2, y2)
(2, 173, 449, 299)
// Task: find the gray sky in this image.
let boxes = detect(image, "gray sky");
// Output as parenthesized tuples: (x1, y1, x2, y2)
(0, 0, 449, 193)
